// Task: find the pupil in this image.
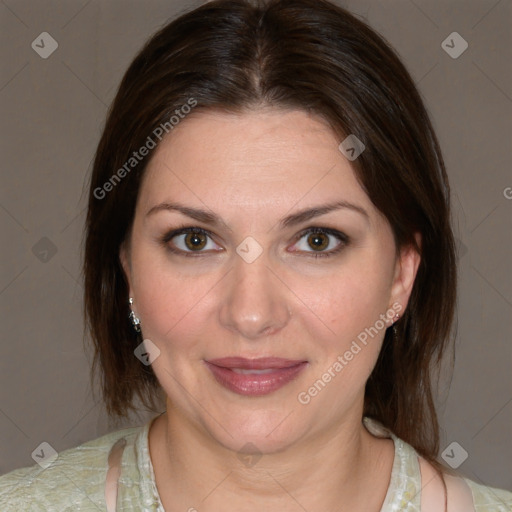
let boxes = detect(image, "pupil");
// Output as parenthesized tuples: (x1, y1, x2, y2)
(308, 233, 328, 251)
(185, 232, 206, 250)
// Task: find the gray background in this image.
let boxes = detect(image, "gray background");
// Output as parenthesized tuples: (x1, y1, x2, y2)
(1, 0, 511, 493)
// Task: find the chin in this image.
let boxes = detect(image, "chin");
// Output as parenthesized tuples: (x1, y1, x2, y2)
(204, 409, 308, 456)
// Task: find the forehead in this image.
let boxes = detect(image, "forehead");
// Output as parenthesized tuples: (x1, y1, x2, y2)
(137, 109, 375, 221)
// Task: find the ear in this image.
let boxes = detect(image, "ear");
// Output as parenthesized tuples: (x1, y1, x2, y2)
(119, 241, 133, 296)
(389, 233, 421, 312)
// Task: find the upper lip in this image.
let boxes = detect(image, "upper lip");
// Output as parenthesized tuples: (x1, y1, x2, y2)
(206, 357, 307, 370)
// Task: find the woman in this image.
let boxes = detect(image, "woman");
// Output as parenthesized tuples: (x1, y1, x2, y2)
(1, 0, 510, 510)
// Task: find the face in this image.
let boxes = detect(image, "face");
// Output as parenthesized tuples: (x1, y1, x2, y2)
(120, 108, 419, 454)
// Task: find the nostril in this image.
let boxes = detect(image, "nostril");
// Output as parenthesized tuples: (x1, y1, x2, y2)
(261, 325, 277, 336)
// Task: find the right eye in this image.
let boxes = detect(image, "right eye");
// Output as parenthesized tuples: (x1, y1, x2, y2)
(161, 227, 223, 257)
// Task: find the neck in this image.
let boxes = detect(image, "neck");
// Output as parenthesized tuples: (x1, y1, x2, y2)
(149, 405, 394, 512)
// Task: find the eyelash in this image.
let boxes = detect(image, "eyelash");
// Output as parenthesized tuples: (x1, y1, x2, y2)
(160, 225, 350, 259)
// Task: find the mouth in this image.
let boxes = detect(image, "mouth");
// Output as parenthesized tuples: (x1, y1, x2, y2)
(204, 357, 308, 396)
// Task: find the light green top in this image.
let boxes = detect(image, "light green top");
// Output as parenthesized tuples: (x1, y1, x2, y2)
(0, 415, 511, 511)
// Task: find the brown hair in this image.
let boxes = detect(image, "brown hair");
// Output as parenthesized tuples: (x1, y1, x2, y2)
(83, 0, 457, 481)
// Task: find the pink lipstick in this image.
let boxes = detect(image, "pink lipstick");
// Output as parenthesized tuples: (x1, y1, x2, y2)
(204, 357, 307, 396)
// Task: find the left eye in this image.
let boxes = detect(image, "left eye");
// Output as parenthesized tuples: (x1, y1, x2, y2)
(171, 229, 221, 252)
(291, 228, 347, 255)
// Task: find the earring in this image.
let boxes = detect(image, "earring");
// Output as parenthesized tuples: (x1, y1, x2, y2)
(128, 297, 141, 332)
(392, 313, 400, 339)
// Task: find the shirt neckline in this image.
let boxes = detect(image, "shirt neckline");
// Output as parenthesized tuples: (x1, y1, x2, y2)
(135, 414, 418, 512)
(363, 416, 417, 511)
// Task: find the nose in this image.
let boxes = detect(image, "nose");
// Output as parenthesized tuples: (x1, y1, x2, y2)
(219, 253, 291, 340)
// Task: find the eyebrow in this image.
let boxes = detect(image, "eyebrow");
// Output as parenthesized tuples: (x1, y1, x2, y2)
(145, 200, 369, 229)
(280, 200, 369, 228)
(146, 202, 221, 225)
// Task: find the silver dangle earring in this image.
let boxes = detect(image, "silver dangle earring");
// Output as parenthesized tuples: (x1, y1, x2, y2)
(392, 313, 400, 338)
(128, 297, 141, 332)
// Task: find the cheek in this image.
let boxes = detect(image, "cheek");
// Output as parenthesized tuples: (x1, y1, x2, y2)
(291, 252, 394, 392)
(301, 255, 393, 334)
(132, 257, 220, 351)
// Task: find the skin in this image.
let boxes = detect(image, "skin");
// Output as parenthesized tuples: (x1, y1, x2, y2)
(120, 108, 421, 512)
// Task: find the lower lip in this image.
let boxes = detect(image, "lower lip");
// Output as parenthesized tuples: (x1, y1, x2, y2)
(205, 361, 308, 396)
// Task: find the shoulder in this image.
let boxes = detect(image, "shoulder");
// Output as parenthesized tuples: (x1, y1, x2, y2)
(462, 477, 512, 512)
(0, 425, 141, 512)
(418, 456, 512, 512)
(363, 418, 511, 512)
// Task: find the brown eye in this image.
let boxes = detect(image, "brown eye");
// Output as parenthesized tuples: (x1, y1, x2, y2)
(291, 227, 348, 258)
(307, 232, 329, 251)
(162, 227, 223, 256)
(184, 232, 207, 251)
